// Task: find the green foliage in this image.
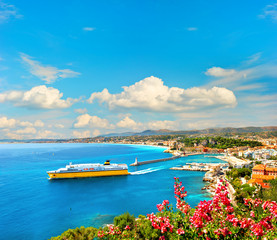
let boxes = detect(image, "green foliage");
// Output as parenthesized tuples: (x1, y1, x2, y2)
(135, 216, 161, 239)
(178, 136, 262, 149)
(227, 168, 251, 181)
(261, 178, 277, 201)
(113, 212, 135, 231)
(49, 226, 97, 240)
(228, 169, 257, 204)
(241, 186, 256, 195)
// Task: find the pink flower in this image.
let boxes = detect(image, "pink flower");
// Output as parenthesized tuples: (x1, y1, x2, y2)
(250, 223, 264, 236)
(176, 228, 185, 235)
(157, 204, 164, 212)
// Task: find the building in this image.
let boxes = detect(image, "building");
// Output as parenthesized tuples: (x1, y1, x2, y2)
(248, 164, 277, 189)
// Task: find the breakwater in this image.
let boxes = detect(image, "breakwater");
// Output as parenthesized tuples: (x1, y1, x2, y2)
(130, 155, 181, 166)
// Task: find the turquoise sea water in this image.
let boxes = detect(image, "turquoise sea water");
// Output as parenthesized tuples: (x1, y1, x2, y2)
(0, 143, 225, 240)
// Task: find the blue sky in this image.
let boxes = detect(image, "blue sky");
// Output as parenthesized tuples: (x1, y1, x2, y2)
(0, 0, 276, 139)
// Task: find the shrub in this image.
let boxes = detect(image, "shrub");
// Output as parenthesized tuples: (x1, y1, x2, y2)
(113, 212, 135, 231)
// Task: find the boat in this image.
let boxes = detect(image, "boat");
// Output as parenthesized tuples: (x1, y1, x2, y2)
(47, 160, 130, 179)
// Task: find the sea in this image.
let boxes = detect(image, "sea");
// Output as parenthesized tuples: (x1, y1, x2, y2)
(0, 143, 225, 240)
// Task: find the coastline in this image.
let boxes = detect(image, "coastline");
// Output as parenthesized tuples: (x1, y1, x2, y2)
(213, 155, 250, 166)
(0, 141, 170, 150)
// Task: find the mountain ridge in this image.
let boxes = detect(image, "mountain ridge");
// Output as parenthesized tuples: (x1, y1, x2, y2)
(99, 126, 277, 137)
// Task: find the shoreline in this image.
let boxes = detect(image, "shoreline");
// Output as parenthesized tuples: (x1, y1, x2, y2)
(0, 141, 170, 150)
(213, 155, 250, 166)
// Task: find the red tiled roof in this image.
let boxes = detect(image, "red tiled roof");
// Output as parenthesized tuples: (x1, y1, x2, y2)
(252, 174, 276, 180)
(252, 164, 266, 170)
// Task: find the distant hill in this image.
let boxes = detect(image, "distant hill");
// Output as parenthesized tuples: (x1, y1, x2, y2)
(100, 126, 277, 137)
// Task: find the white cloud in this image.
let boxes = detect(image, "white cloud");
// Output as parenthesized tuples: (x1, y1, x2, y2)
(49, 123, 64, 129)
(36, 130, 62, 139)
(207, 63, 277, 88)
(260, 3, 277, 21)
(0, 85, 78, 109)
(74, 114, 114, 129)
(73, 130, 91, 138)
(0, 116, 16, 128)
(205, 67, 237, 77)
(234, 84, 264, 91)
(0, 116, 46, 130)
(19, 121, 33, 127)
(92, 129, 101, 136)
(0, 1, 22, 24)
(187, 27, 198, 31)
(187, 120, 218, 130)
(147, 120, 177, 130)
(34, 120, 44, 127)
(4, 132, 23, 140)
(20, 53, 80, 84)
(83, 27, 95, 31)
(243, 52, 262, 65)
(15, 127, 37, 134)
(116, 116, 142, 130)
(88, 76, 237, 112)
(74, 108, 87, 114)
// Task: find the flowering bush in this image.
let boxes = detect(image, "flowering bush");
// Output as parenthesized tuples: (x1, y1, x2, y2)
(51, 178, 277, 239)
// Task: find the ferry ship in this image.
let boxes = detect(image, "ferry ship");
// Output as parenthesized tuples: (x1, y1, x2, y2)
(47, 160, 130, 179)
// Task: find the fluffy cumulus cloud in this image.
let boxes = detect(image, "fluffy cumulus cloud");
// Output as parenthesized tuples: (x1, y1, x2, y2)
(34, 120, 44, 127)
(15, 127, 37, 134)
(88, 76, 237, 112)
(20, 53, 80, 84)
(36, 130, 63, 139)
(0, 116, 17, 128)
(116, 116, 142, 130)
(72, 129, 100, 138)
(0, 116, 46, 129)
(0, 115, 63, 139)
(205, 67, 236, 77)
(0, 85, 77, 109)
(74, 114, 114, 129)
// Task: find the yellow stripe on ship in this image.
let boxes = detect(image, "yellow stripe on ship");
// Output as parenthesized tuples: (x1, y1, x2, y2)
(48, 169, 130, 179)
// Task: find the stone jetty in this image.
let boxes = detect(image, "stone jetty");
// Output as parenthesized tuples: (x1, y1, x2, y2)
(130, 155, 181, 166)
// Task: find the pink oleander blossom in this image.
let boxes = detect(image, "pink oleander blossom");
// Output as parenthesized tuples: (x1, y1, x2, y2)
(176, 228, 185, 235)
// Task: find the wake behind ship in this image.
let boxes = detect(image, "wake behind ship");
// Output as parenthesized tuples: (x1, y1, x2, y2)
(47, 161, 130, 179)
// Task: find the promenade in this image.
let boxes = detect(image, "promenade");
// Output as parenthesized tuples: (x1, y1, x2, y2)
(214, 155, 250, 167)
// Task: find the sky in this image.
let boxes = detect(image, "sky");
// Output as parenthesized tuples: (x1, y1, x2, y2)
(0, 0, 277, 139)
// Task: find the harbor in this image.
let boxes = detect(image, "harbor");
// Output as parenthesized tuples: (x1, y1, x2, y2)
(170, 162, 228, 172)
(170, 162, 231, 198)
